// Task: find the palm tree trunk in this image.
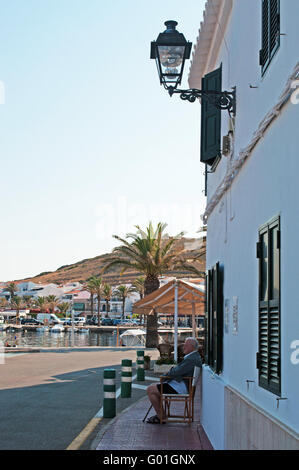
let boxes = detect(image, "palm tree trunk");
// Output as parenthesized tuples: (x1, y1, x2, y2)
(90, 295, 94, 317)
(144, 275, 160, 348)
(97, 295, 101, 326)
(105, 300, 109, 318)
(122, 297, 125, 320)
(146, 311, 159, 348)
(144, 276, 160, 296)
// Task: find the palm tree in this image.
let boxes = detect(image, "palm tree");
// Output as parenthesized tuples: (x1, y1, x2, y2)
(36, 296, 46, 312)
(57, 302, 70, 317)
(132, 276, 145, 299)
(45, 295, 59, 314)
(131, 276, 146, 324)
(0, 298, 7, 308)
(102, 283, 112, 318)
(102, 222, 187, 347)
(175, 231, 206, 278)
(113, 285, 135, 320)
(85, 280, 96, 319)
(23, 295, 33, 309)
(11, 296, 24, 325)
(6, 282, 17, 300)
(88, 276, 103, 326)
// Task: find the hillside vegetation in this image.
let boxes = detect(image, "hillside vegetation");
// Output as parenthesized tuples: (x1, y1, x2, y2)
(16, 237, 206, 286)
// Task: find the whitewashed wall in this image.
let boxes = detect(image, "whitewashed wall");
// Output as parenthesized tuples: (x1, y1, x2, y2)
(202, 0, 299, 448)
(201, 366, 226, 450)
(207, 0, 299, 201)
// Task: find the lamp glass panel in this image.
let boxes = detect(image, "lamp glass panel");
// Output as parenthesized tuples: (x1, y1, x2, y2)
(158, 45, 185, 80)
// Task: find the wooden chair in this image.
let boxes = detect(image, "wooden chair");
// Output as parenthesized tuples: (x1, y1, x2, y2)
(159, 366, 201, 424)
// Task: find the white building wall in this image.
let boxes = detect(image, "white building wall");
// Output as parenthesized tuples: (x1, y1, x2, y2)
(207, 0, 299, 202)
(201, 366, 226, 450)
(198, 0, 299, 448)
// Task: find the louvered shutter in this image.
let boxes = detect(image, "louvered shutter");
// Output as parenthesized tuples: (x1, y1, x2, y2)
(257, 217, 281, 396)
(260, 0, 270, 68)
(260, 0, 280, 74)
(200, 66, 222, 166)
(269, 0, 280, 56)
(204, 272, 210, 365)
(205, 263, 223, 373)
(213, 263, 223, 374)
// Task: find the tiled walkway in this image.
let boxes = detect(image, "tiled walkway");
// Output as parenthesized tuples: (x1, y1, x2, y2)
(96, 384, 213, 451)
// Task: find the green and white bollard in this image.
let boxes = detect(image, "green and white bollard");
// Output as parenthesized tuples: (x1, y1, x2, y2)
(103, 369, 116, 418)
(121, 359, 132, 398)
(136, 350, 145, 381)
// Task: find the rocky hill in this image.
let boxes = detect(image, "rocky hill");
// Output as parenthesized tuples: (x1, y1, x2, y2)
(16, 237, 206, 287)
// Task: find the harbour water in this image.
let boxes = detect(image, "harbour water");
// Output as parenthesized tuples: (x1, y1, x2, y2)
(0, 328, 191, 348)
(0, 329, 117, 348)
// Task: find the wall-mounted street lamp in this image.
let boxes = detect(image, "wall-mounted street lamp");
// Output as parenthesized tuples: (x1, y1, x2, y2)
(151, 21, 236, 114)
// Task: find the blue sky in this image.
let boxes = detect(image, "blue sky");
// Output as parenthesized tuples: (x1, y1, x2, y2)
(0, 0, 206, 281)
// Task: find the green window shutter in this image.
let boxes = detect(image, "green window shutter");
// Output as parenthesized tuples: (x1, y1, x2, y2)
(257, 216, 281, 396)
(213, 262, 223, 374)
(205, 262, 223, 374)
(204, 272, 209, 365)
(260, 0, 280, 75)
(260, 0, 269, 68)
(200, 66, 222, 166)
(269, 0, 280, 58)
(205, 270, 213, 366)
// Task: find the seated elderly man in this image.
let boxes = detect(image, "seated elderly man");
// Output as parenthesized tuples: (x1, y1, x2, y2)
(146, 337, 202, 424)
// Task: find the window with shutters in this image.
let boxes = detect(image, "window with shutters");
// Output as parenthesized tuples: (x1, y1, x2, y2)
(260, 0, 280, 75)
(256, 216, 281, 396)
(205, 262, 223, 374)
(200, 66, 222, 167)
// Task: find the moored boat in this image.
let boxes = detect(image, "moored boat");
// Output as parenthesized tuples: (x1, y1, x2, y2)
(50, 324, 65, 333)
(119, 329, 146, 346)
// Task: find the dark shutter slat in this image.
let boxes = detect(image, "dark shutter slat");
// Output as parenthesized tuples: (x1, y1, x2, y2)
(261, 0, 280, 74)
(257, 216, 281, 396)
(205, 262, 223, 374)
(200, 66, 222, 166)
(270, 0, 280, 54)
(260, 0, 269, 67)
(204, 272, 209, 365)
(216, 263, 223, 374)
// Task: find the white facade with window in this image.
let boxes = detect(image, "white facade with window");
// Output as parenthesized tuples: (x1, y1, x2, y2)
(189, 0, 299, 449)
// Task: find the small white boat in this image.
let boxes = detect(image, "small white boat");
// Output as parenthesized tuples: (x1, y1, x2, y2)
(50, 324, 65, 333)
(36, 326, 49, 332)
(119, 329, 146, 346)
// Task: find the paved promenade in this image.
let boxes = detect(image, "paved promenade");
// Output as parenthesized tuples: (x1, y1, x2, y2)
(0, 348, 159, 450)
(0, 348, 213, 451)
(94, 378, 213, 451)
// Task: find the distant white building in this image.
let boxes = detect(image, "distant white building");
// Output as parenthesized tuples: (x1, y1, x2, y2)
(14, 282, 37, 293)
(24, 283, 67, 299)
(67, 284, 139, 318)
(189, 0, 299, 450)
(0, 282, 37, 300)
(0, 278, 140, 318)
(0, 281, 79, 303)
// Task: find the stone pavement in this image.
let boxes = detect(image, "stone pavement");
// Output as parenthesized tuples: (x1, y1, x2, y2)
(95, 381, 213, 451)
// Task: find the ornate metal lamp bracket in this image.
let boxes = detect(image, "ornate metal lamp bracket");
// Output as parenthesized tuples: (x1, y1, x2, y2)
(167, 85, 236, 115)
